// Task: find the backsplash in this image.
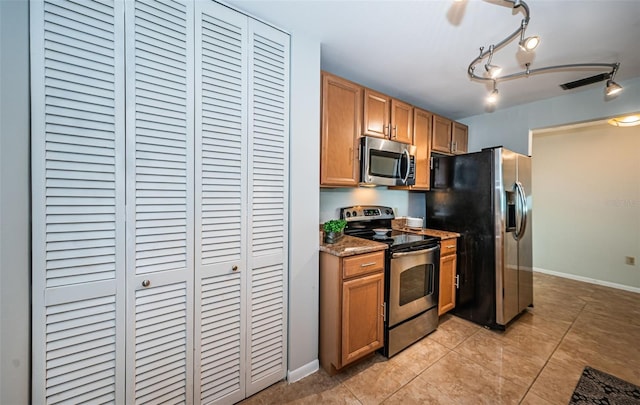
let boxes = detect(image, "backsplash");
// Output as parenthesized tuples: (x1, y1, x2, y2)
(320, 187, 426, 222)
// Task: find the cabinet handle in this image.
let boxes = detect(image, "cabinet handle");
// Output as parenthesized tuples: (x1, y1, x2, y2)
(455, 275, 460, 288)
(142, 280, 151, 288)
(452, 141, 457, 152)
(360, 262, 377, 267)
(383, 125, 389, 137)
(447, 245, 455, 249)
(382, 302, 386, 322)
(392, 125, 397, 138)
(232, 265, 238, 271)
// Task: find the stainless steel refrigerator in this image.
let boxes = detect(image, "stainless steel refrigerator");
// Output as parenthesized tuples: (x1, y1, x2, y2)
(426, 147, 532, 329)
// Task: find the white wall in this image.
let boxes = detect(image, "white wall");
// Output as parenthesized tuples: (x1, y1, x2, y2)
(462, 77, 640, 155)
(532, 123, 640, 289)
(0, 0, 31, 403)
(286, 32, 322, 380)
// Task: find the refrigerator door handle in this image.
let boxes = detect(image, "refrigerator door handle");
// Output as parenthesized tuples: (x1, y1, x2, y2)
(515, 181, 528, 240)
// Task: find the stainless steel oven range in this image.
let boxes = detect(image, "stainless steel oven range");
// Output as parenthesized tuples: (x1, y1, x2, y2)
(341, 205, 441, 357)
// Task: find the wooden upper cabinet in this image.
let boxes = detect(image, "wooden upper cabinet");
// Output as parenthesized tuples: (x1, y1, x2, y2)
(452, 122, 468, 154)
(363, 89, 413, 144)
(321, 72, 362, 187)
(362, 89, 390, 139)
(391, 99, 413, 144)
(432, 115, 468, 155)
(431, 114, 453, 153)
(411, 108, 432, 189)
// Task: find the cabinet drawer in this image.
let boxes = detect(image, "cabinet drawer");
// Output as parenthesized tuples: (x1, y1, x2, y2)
(343, 251, 385, 279)
(440, 239, 457, 256)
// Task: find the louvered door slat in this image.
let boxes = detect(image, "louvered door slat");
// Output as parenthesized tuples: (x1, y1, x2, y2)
(43, 295, 119, 403)
(246, 20, 289, 396)
(198, 274, 243, 404)
(31, 0, 126, 403)
(125, 0, 194, 403)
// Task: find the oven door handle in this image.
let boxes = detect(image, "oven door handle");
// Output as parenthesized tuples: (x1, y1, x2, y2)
(391, 245, 438, 258)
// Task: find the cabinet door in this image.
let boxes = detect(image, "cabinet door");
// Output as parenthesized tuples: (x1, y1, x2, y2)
(438, 254, 457, 316)
(452, 122, 468, 154)
(194, 3, 248, 404)
(341, 272, 384, 366)
(30, 1, 126, 402)
(412, 108, 432, 189)
(320, 74, 361, 186)
(390, 99, 413, 144)
(363, 89, 390, 138)
(432, 115, 453, 154)
(125, 0, 195, 402)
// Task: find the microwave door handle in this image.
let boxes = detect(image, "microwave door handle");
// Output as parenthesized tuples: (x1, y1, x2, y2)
(401, 149, 410, 184)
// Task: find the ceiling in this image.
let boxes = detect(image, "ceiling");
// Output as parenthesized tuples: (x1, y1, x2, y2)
(225, 0, 640, 120)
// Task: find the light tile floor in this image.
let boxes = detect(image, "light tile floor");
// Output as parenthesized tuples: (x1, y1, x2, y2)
(240, 272, 640, 404)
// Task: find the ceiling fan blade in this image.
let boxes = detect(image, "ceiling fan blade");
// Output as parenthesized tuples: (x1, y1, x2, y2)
(560, 73, 611, 90)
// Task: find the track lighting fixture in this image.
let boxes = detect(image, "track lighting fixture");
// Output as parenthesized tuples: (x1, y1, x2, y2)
(468, 0, 622, 105)
(484, 45, 502, 79)
(485, 64, 502, 79)
(605, 79, 623, 96)
(486, 87, 499, 105)
(517, 19, 539, 52)
(519, 35, 539, 52)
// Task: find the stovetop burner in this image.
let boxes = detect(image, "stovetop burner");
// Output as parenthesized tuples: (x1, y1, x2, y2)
(340, 205, 439, 250)
(365, 230, 439, 250)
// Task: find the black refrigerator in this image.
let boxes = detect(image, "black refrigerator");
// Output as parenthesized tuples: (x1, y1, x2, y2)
(426, 147, 533, 329)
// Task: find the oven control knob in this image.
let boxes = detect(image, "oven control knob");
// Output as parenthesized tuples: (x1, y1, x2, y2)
(385, 209, 392, 215)
(352, 211, 357, 217)
(345, 212, 351, 217)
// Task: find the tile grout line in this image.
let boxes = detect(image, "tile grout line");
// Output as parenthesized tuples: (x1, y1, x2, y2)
(376, 321, 484, 404)
(359, 323, 483, 405)
(517, 299, 589, 403)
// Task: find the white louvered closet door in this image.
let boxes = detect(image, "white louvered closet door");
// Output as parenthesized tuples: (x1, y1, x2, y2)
(124, 0, 194, 403)
(30, 0, 126, 403)
(246, 19, 290, 396)
(194, 2, 248, 404)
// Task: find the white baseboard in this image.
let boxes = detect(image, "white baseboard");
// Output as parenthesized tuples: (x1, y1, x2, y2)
(287, 359, 319, 383)
(534, 267, 640, 294)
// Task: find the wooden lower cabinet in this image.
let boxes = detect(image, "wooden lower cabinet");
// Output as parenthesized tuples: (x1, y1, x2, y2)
(438, 239, 458, 316)
(320, 250, 385, 374)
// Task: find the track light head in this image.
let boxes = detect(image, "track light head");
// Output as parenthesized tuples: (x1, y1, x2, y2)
(519, 36, 540, 52)
(605, 80, 623, 96)
(485, 64, 502, 79)
(486, 88, 499, 104)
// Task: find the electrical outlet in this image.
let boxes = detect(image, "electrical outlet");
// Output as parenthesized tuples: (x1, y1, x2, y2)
(625, 256, 636, 266)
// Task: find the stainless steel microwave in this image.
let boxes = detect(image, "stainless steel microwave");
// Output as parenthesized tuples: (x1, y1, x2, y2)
(360, 136, 416, 186)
